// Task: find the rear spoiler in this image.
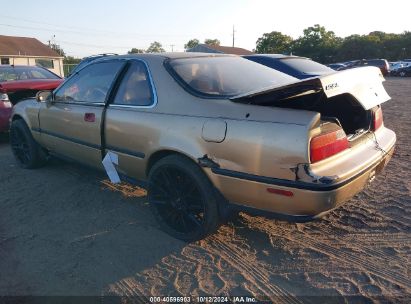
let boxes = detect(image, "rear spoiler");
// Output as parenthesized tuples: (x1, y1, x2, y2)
(230, 66, 390, 110)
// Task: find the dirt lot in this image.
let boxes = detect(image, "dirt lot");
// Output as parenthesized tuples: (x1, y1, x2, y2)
(0, 78, 410, 302)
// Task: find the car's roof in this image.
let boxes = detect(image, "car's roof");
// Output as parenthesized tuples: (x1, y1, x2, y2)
(243, 54, 308, 60)
(96, 52, 235, 61)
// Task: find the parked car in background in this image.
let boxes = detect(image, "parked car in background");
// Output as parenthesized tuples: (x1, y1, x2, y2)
(390, 61, 411, 74)
(67, 53, 117, 77)
(350, 59, 390, 76)
(389, 61, 403, 71)
(391, 65, 411, 77)
(243, 54, 334, 79)
(327, 63, 347, 71)
(0, 65, 63, 132)
(10, 53, 396, 241)
(341, 60, 360, 68)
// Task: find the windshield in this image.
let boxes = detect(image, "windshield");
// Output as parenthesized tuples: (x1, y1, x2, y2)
(168, 56, 298, 97)
(280, 58, 333, 75)
(0, 66, 60, 82)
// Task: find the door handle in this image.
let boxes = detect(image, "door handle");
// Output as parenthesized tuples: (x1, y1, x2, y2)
(84, 113, 95, 122)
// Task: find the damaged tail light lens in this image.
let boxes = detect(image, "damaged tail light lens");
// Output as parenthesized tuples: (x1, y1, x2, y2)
(372, 107, 383, 131)
(310, 129, 349, 163)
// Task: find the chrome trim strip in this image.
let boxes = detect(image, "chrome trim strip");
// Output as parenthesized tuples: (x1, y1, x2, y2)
(32, 128, 101, 150)
(211, 146, 393, 192)
(53, 101, 106, 106)
(106, 145, 145, 159)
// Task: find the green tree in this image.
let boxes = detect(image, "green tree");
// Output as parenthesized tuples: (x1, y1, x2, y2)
(400, 31, 411, 59)
(184, 38, 200, 50)
(128, 48, 145, 54)
(292, 24, 342, 63)
(146, 41, 165, 53)
(50, 43, 65, 56)
(63, 56, 81, 65)
(336, 34, 381, 61)
(255, 31, 293, 54)
(204, 39, 220, 46)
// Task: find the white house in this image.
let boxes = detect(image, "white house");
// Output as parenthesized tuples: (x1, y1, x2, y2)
(0, 35, 64, 77)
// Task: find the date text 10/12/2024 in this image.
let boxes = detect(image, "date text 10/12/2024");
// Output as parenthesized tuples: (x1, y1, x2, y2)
(149, 296, 258, 303)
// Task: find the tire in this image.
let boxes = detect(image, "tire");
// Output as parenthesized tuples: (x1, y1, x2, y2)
(10, 120, 47, 169)
(148, 154, 221, 241)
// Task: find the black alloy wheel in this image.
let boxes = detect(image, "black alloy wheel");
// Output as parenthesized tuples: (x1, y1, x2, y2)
(10, 125, 31, 165)
(10, 120, 47, 169)
(148, 155, 220, 241)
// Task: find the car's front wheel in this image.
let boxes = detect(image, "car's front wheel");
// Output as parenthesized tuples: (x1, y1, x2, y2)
(10, 120, 47, 169)
(148, 155, 221, 241)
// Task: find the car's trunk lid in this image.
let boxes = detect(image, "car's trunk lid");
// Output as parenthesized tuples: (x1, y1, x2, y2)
(230, 66, 389, 110)
(0, 79, 63, 93)
(0, 79, 63, 104)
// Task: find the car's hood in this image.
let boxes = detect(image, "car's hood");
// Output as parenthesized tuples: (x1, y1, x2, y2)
(230, 66, 390, 110)
(0, 79, 63, 93)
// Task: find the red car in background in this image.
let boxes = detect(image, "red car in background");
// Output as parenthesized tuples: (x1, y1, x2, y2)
(0, 65, 63, 132)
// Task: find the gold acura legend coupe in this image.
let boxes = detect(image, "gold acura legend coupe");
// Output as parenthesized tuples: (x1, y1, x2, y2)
(10, 53, 396, 241)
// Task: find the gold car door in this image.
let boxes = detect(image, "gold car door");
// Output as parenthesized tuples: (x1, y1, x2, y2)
(38, 60, 125, 169)
(104, 60, 157, 180)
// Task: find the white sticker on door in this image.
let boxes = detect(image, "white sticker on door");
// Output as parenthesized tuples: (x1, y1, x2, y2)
(102, 151, 121, 184)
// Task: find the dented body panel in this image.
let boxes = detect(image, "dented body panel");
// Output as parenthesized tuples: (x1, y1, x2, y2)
(11, 53, 396, 218)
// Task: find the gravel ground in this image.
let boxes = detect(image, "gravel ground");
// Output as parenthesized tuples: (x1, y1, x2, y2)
(0, 77, 410, 303)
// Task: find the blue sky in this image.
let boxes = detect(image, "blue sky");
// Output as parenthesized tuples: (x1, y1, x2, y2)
(1, 0, 410, 57)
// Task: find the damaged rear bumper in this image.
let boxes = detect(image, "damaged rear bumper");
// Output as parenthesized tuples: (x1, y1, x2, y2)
(207, 128, 396, 218)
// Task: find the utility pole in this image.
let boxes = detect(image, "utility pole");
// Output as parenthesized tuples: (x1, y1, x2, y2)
(170, 44, 175, 52)
(48, 35, 56, 48)
(232, 25, 236, 47)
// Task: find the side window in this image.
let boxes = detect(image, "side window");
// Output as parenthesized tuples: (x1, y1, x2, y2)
(35, 59, 54, 69)
(30, 70, 48, 79)
(113, 61, 153, 106)
(55, 61, 123, 103)
(1, 58, 10, 65)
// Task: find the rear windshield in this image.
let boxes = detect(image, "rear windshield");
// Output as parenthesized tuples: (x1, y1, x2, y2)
(168, 56, 298, 97)
(0, 66, 60, 82)
(280, 58, 333, 75)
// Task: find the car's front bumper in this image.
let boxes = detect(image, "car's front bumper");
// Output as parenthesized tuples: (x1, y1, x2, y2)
(207, 128, 396, 218)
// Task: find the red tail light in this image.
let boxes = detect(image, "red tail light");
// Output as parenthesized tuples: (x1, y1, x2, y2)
(372, 107, 383, 131)
(0, 93, 9, 102)
(310, 129, 349, 163)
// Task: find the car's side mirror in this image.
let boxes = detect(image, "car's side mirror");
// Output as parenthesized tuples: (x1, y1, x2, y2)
(36, 90, 53, 103)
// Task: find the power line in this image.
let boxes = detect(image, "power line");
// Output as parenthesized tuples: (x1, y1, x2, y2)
(0, 14, 114, 34)
(0, 23, 94, 35)
(59, 39, 151, 50)
(0, 15, 195, 38)
(0, 23, 183, 51)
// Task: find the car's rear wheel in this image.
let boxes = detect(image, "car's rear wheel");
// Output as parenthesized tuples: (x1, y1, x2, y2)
(10, 120, 47, 169)
(148, 155, 220, 241)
